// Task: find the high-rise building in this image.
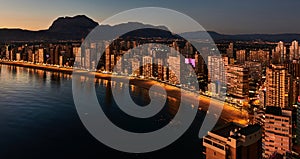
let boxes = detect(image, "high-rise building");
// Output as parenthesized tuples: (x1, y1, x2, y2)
(291, 77, 300, 106)
(266, 64, 290, 108)
(73, 47, 82, 68)
(297, 96, 300, 144)
(156, 58, 164, 80)
(143, 56, 153, 78)
(195, 51, 205, 75)
(289, 60, 300, 77)
(105, 44, 111, 72)
(289, 40, 300, 61)
(110, 54, 115, 71)
(131, 58, 140, 76)
(27, 48, 33, 62)
(38, 48, 44, 64)
(5, 45, 9, 60)
(236, 50, 246, 64)
(249, 49, 270, 67)
(226, 65, 249, 99)
(85, 49, 91, 70)
(272, 41, 287, 64)
(264, 106, 292, 158)
(227, 42, 234, 58)
(203, 122, 262, 159)
(114, 56, 122, 73)
(16, 53, 21, 61)
(59, 55, 63, 67)
(168, 55, 181, 85)
(54, 45, 60, 65)
(208, 56, 226, 83)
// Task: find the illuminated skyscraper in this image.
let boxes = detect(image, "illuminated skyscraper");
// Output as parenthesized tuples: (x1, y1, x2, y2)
(85, 48, 91, 70)
(114, 56, 122, 73)
(131, 58, 140, 76)
(27, 48, 33, 62)
(297, 96, 300, 144)
(38, 48, 44, 64)
(168, 55, 181, 84)
(226, 65, 249, 99)
(266, 64, 290, 108)
(73, 47, 82, 68)
(289, 40, 300, 61)
(208, 56, 226, 83)
(5, 45, 9, 60)
(105, 44, 111, 72)
(143, 56, 153, 78)
(272, 41, 286, 64)
(156, 58, 164, 80)
(236, 50, 246, 64)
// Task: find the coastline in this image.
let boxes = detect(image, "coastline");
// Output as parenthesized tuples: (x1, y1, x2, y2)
(0, 60, 249, 125)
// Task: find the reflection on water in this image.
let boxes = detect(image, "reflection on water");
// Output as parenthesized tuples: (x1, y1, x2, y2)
(0, 64, 207, 159)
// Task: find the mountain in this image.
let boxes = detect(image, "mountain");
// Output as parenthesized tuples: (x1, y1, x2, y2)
(0, 15, 300, 42)
(180, 31, 300, 42)
(48, 15, 98, 34)
(0, 15, 99, 42)
(0, 15, 171, 42)
(87, 22, 171, 40)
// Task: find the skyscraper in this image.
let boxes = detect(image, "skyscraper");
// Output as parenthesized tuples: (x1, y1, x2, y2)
(105, 44, 111, 72)
(297, 96, 300, 145)
(266, 64, 290, 108)
(289, 40, 300, 61)
(5, 45, 9, 60)
(143, 56, 153, 78)
(131, 58, 140, 76)
(226, 42, 234, 58)
(236, 50, 246, 64)
(38, 48, 44, 64)
(73, 47, 82, 68)
(272, 41, 286, 64)
(85, 48, 91, 70)
(226, 65, 249, 99)
(168, 54, 181, 85)
(208, 56, 226, 83)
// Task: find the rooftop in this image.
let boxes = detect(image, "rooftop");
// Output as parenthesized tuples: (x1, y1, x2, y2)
(266, 106, 282, 116)
(211, 122, 243, 138)
(211, 122, 261, 138)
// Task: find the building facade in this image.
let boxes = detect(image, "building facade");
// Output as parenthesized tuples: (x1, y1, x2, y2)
(203, 122, 262, 159)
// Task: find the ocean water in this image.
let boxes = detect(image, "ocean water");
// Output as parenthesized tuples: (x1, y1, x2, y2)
(0, 64, 207, 159)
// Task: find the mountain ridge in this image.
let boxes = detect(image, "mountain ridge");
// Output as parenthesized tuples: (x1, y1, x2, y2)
(1, 15, 300, 42)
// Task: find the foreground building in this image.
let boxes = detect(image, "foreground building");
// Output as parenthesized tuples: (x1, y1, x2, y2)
(264, 106, 292, 158)
(203, 122, 262, 159)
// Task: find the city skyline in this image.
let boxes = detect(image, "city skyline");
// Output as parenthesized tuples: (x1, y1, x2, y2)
(1, 0, 300, 34)
(0, 2, 300, 158)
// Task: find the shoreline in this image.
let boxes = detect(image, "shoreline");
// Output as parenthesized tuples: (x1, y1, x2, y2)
(0, 60, 249, 125)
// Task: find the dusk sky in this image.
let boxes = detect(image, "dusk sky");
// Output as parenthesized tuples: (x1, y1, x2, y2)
(0, 0, 299, 34)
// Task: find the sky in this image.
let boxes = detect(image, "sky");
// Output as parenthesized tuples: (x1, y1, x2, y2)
(0, 0, 299, 34)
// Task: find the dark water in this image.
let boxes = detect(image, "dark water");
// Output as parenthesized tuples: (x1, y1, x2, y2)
(0, 64, 208, 159)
